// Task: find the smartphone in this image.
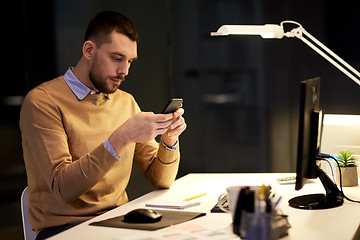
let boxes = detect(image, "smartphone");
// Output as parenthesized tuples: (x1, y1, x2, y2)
(161, 98, 183, 114)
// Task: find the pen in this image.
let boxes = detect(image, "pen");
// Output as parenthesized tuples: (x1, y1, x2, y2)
(274, 196, 282, 208)
(185, 193, 207, 201)
(257, 185, 267, 213)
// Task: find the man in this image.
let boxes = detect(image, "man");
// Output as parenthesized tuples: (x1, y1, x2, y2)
(20, 11, 186, 240)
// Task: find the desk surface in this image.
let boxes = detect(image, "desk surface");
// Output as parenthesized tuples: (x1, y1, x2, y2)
(49, 173, 360, 240)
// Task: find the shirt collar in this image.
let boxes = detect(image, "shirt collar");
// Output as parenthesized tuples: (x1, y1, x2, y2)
(63, 68, 111, 100)
(64, 68, 93, 100)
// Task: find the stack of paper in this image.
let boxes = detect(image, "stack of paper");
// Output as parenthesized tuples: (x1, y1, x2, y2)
(145, 200, 201, 210)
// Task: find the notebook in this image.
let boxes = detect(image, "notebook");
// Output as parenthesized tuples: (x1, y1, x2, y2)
(145, 200, 201, 210)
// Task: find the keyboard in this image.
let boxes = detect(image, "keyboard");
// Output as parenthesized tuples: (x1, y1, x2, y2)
(211, 194, 229, 213)
(277, 176, 297, 185)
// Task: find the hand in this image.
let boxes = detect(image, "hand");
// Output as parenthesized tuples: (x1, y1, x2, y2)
(161, 108, 186, 147)
(109, 111, 174, 154)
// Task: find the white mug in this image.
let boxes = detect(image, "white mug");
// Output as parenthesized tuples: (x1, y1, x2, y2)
(218, 185, 257, 220)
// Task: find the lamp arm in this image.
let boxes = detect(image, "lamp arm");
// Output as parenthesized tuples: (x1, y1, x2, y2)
(290, 26, 360, 86)
(211, 21, 360, 86)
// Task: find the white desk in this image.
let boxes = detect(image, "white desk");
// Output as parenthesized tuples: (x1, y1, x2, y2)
(49, 173, 360, 240)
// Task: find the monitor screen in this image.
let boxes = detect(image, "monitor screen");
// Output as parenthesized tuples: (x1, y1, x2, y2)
(289, 77, 343, 209)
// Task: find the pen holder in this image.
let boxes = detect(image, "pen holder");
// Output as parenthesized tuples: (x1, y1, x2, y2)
(232, 187, 290, 239)
(237, 211, 290, 240)
(241, 212, 275, 240)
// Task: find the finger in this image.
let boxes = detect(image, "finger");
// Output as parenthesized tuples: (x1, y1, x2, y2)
(156, 118, 174, 130)
(155, 108, 184, 122)
(168, 117, 187, 133)
(167, 120, 187, 136)
(155, 128, 169, 136)
(173, 108, 184, 118)
(169, 116, 185, 130)
(155, 113, 173, 122)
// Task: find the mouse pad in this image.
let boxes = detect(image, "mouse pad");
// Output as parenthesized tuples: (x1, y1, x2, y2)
(89, 209, 206, 231)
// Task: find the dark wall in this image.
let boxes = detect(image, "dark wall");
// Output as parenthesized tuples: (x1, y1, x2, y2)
(0, 1, 55, 238)
(2, 1, 360, 239)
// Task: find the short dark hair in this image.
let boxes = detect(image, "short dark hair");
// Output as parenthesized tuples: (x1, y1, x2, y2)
(84, 11, 139, 47)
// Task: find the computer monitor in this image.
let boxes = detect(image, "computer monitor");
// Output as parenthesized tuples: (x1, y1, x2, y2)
(288, 77, 344, 209)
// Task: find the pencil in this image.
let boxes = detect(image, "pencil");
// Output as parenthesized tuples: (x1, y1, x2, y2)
(185, 193, 207, 201)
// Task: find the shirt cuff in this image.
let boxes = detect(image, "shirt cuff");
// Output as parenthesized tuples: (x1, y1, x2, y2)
(103, 139, 121, 160)
(161, 137, 178, 151)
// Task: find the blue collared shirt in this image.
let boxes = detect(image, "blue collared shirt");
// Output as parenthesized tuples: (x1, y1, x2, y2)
(63, 68, 177, 160)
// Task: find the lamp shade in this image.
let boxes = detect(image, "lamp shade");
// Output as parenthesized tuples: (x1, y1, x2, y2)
(211, 24, 284, 39)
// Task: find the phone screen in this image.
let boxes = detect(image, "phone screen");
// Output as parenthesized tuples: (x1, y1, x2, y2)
(161, 98, 183, 114)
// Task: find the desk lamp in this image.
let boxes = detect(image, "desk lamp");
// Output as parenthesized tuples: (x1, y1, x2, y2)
(211, 20, 360, 87)
(211, 21, 360, 210)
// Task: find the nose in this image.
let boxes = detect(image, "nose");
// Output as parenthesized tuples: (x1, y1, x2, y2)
(116, 61, 130, 77)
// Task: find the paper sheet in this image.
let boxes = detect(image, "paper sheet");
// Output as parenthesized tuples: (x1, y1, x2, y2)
(145, 200, 201, 210)
(115, 222, 239, 240)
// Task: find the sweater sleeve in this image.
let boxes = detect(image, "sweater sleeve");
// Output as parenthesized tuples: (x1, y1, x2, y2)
(133, 139, 180, 189)
(20, 88, 119, 204)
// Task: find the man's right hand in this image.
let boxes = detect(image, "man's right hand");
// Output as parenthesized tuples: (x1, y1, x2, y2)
(108, 112, 174, 155)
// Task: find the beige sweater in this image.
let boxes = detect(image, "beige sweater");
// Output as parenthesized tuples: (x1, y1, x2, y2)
(20, 76, 180, 233)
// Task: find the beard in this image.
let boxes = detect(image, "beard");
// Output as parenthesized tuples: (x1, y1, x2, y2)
(89, 55, 125, 94)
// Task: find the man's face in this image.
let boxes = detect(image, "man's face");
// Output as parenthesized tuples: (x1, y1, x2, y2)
(89, 31, 137, 94)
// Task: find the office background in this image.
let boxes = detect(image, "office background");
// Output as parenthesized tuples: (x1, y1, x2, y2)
(1, 0, 359, 239)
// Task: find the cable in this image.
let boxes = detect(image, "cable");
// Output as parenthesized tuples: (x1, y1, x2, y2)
(322, 158, 336, 183)
(318, 152, 360, 203)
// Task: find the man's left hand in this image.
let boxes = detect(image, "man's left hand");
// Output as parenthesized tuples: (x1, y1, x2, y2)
(161, 108, 186, 147)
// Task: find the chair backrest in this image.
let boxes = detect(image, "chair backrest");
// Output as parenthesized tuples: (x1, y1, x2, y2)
(21, 187, 37, 240)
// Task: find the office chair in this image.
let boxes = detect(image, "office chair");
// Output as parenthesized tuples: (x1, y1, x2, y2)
(21, 187, 37, 240)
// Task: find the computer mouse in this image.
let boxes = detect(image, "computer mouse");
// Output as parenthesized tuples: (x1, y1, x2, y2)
(123, 208, 162, 223)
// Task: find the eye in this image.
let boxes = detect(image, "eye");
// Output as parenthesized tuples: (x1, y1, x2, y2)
(128, 58, 137, 64)
(113, 57, 123, 62)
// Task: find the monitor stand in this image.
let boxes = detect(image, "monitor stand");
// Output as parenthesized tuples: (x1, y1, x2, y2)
(289, 169, 343, 209)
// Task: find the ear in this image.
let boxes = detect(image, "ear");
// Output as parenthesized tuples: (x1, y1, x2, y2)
(82, 40, 96, 60)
